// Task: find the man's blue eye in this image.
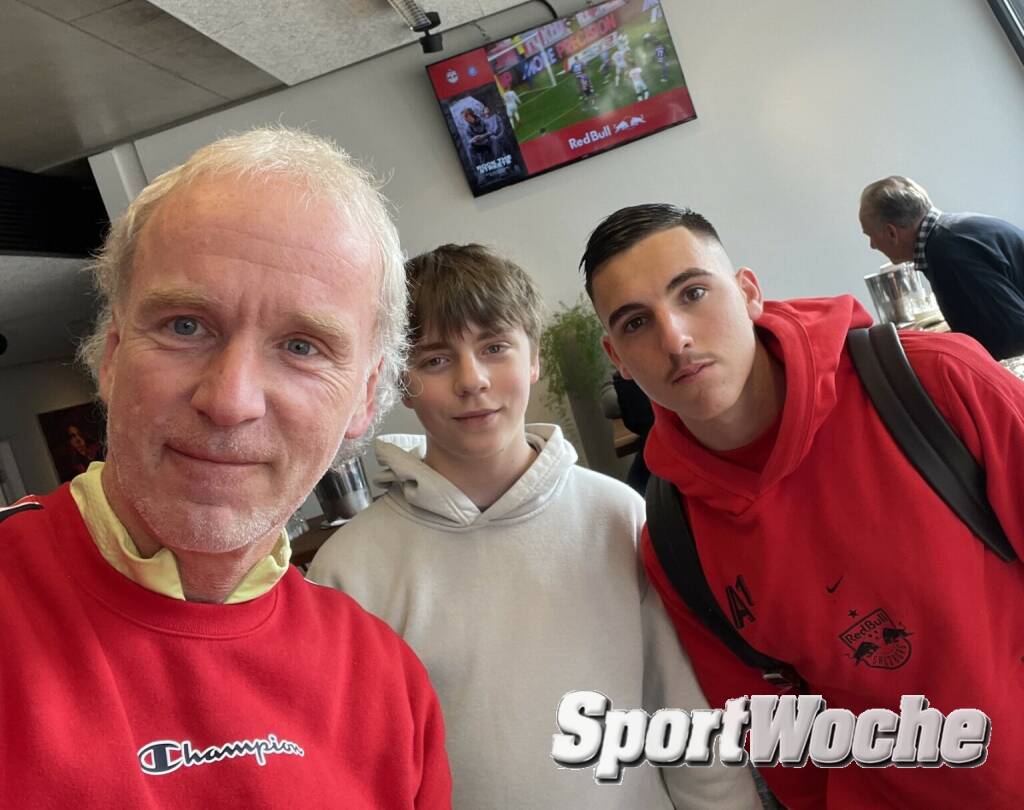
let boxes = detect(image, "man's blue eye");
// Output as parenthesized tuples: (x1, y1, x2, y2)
(172, 317, 199, 336)
(286, 339, 314, 356)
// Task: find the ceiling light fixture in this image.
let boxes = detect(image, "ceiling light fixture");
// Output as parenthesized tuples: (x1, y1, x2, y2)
(386, 0, 443, 53)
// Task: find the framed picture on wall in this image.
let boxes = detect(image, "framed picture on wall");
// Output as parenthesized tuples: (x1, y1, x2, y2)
(37, 402, 106, 484)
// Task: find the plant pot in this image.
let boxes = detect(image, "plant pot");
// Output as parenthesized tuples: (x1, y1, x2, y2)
(567, 392, 624, 478)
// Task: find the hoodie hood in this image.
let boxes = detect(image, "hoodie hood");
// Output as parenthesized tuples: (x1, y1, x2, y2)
(645, 295, 872, 513)
(371, 424, 578, 530)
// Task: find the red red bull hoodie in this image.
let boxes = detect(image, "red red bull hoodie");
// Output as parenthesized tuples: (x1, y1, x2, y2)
(642, 295, 1024, 809)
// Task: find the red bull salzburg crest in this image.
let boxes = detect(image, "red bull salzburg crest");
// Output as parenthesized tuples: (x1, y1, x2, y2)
(839, 608, 912, 670)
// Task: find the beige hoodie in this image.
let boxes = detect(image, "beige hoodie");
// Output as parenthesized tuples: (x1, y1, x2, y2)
(308, 424, 759, 810)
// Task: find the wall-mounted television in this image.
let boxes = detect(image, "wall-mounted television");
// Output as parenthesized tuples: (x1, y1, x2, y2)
(427, 0, 696, 197)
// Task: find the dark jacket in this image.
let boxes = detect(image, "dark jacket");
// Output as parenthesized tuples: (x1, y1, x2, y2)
(924, 212, 1024, 359)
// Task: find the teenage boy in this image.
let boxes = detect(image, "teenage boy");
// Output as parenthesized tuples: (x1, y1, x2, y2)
(582, 204, 1024, 809)
(308, 244, 759, 810)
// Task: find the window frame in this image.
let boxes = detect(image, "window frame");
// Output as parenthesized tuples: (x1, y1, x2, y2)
(988, 0, 1024, 66)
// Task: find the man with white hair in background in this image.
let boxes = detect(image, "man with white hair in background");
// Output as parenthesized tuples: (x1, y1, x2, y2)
(859, 175, 1024, 360)
(0, 128, 451, 808)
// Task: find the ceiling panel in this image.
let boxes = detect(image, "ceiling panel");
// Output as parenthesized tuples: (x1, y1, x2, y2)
(3, 0, 528, 169)
(144, 31, 281, 99)
(71, 0, 197, 55)
(18, 0, 121, 22)
(150, 0, 525, 85)
(1, 0, 280, 169)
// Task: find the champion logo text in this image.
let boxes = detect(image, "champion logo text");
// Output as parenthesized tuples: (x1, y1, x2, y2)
(138, 733, 304, 775)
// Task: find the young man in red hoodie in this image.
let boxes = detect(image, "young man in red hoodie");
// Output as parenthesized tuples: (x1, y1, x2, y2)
(582, 203, 1024, 808)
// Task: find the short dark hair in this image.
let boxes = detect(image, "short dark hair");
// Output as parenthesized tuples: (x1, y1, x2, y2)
(580, 204, 722, 299)
(404, 243, 543, 348)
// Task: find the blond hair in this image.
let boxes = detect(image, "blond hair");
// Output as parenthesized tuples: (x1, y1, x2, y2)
(79, 126, 408, 462)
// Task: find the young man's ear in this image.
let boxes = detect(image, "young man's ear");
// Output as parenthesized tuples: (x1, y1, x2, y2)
(529, 345, 540, 385)
(736, 267, 765, 321)
(601, 334, 633, 381)
(344, 357, 383, 439)
(97, 313, 122, 404)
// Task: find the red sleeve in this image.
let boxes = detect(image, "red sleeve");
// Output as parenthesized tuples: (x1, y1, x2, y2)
(406, 649, 453, 809)
(901, 330, 1024, 558)
(640, 528, 829, 810)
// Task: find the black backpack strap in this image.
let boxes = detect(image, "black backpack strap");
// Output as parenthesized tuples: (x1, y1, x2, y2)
(645, 475, 805, 690)
(848, 323, 1017, 562)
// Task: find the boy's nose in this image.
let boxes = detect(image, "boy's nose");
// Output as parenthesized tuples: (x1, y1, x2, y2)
(454, 357, 489, 395)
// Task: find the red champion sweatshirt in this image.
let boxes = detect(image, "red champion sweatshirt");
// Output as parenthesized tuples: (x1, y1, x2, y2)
(0, 485, 452, 809)
(642, 296, 1024, 809)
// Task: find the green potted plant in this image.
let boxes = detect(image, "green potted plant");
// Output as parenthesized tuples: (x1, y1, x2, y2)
(539, 297, 621, 475)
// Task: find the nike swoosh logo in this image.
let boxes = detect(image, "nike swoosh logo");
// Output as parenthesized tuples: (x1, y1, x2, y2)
(826, 576, 844, 594)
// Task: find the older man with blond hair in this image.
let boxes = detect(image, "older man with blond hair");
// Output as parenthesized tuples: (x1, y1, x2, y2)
(0, 127, 451, 808)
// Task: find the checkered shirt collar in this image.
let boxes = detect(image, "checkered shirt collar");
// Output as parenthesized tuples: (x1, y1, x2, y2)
(913, 207, 942, 275)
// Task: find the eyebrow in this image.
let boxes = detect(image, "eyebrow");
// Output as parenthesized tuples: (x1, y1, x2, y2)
(412, 328, 511, 355)
(136, 288, 221, 319)
(135, 287, 354, 350)
(606, 268, 712, 330)
(290, 311, 354, 349)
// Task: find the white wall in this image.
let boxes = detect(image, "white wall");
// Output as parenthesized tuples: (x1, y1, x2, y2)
(108, 0, 1023, 454)
(0, 360, 98, 495)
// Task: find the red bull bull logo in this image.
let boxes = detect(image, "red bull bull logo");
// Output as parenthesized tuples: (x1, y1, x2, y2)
(839, 608, 912, 670)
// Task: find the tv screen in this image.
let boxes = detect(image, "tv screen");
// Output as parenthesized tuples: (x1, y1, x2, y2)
(427, 0, 696, 197)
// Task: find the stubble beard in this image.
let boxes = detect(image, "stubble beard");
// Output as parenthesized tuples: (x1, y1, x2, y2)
(130, 488, 288, 555)
(107, 430, 297, 556)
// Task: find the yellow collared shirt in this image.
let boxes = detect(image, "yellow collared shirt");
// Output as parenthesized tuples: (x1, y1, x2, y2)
(70, 462, 291, 603)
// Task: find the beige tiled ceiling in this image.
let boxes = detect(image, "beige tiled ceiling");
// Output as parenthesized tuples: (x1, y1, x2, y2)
(3, 0, 528, 170)
(2, 0, 221, 169)
(18, 0, 122, 22)
(2, 0, 281, 170)
(71, 0, 197, 54)
(149, 0, 526, 86)
(144, 30, 282, 99)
